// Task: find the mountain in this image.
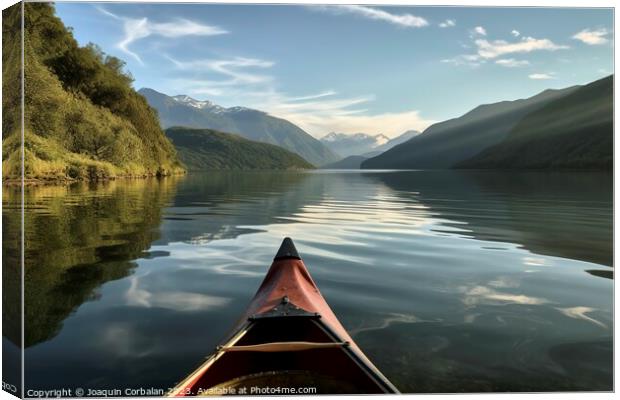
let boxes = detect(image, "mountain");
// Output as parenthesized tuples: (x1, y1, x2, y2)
(139, 88, 338, 166)
(373, 130, 420, 153)
(319, 130, 421, 167)
(322, 155, 369, 169)
(361, 86, 578, 170)
(320, 132, 390, 158)
(2, 3, 183, 182)
(458, 75, 612, 169)
(320, 130, 420, 159)
(165, 127, 314, 170)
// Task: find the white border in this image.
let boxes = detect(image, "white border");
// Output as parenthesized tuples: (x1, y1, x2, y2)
(0, 1, 616, 400)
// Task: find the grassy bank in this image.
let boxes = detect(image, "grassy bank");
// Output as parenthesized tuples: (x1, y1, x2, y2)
(2, 3, 184, 184)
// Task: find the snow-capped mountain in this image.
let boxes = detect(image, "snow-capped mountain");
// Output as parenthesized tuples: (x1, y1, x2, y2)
(138, 88, 339, 166)
(320, 132, 398, 158)
(170, 95, 219, 110)
(373, 130, 419, 153)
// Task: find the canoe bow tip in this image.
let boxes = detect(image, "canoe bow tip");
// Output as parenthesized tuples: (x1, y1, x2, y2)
(274, 237, 301, 260)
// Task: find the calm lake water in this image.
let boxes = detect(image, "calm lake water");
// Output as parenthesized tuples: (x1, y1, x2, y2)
(3, 170, 613, 393)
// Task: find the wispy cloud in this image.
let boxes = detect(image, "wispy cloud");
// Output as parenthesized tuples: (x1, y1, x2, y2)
(475, 36, 568, 59)
(97, 6, 227, 65)
(313, 5, 428, 28)
(445, 28, 569, 69)
(288, 91, 338, 101)
(495, 58, 530, 68)
(529, 72, 556, 80)
(166, 44, 434, 138)
(572, 28, 611, 45)
(169, 76, 433, 138)
(439, 19, 456, 28)
(166, 55, 274, 87)
(441, 54, 485, 67)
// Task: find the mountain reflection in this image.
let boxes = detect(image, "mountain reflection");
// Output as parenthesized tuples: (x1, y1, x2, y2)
(367, 170, 613, 269)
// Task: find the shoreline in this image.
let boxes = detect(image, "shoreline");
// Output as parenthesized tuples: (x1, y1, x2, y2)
(1, 172, 187, 187)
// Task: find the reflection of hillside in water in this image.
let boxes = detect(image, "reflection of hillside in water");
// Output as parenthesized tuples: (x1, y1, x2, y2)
(2, 194, 22, 347)
(2, 179, 180, 348)
(368, 171, 612, 271)
(8, 172, 323, 349)
(3, 191, 22, 392)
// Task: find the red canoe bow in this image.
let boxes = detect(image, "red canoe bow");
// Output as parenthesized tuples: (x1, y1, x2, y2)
(169, 238, 398, 395)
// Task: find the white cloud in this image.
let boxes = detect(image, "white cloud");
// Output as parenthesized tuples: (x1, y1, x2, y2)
(288, 91, 338, 101)
(97, 7, 227, 65)
(475, 36, 568, 59)
(439, 19, 456, 28)
(441, 54, 485, 67)
(511, 30, 520, 37)
(445, 33, 567, 69)
(572, 28, 610, 45)
(529, 72, 555, 80)
(473, 26, 487, 36)
(495, 58, 530, 67)
(314, 5, 428, 28)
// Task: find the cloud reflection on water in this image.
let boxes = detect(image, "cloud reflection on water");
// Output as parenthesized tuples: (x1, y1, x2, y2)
(126, 275, 231, 311)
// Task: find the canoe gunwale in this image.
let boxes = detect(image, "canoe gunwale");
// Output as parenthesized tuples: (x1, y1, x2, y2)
(308, 318, 399, 394)
(168, 322, 252, 397)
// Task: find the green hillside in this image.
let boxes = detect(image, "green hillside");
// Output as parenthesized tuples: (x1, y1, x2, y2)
(2, 3, 183, 182)
(458, 75, 613, 169)
(139, 88, 339, 166)
(361, 86, 577, 169)
(166, 127, 314, 170)
(322, 155, 368, 169)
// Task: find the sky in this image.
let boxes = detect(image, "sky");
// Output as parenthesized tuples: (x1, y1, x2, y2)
(54, 2, 614, 138)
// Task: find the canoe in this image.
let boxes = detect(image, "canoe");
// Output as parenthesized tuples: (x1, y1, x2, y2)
(169, 237, 399, 396)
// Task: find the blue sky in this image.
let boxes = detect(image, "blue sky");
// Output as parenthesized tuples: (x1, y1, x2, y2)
(55, 3, 613, 138)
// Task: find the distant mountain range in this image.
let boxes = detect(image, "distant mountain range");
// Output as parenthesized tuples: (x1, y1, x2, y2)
(166, 127, 314, 170)
(320, 132, 389, 157)
(139, 74, 612, 173)
(320, 130, 419, 158)
(362, 85, 580, 169)
(458, 75, 612, 169)
(139, 88, 338, 166)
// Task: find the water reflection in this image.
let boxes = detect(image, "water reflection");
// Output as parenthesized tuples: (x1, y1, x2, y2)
(3, 179, 179, 348)
(368, 170, 613, 267)
(2, 185, 23, 395)
(3, 170, 611, 393)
